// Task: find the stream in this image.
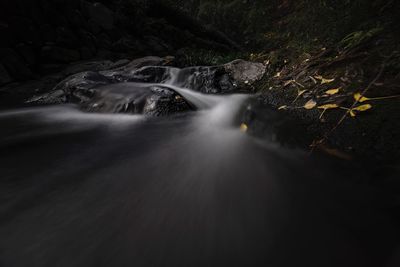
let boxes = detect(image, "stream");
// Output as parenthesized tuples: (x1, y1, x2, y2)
(0, 62, 399, 267)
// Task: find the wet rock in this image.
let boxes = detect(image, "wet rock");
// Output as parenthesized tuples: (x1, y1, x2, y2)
(41, 46, 80, 63)
(80, 84, 193, 116)
(87, 2, 114, 30)
(27, 57, 265, 116)
(224, 59, 266, 86)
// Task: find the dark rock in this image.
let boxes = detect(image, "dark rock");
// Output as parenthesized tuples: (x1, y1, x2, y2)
(97, 33, 112, 49)
(67, 9, 87, 29)
(56, 27, 80, 48)
(30, 4, 45, 25)
(0, 48, 33, 80)
(224, 59, 266, 86)
(87, 2, 114, 30)
(15, 43, 36, 66)
(111, 37, 137, 52)
(27, 57, 266, 115)
(80, 83, 193, 116)
(0, 63, 12, 85)
(62, 60, 115, 76)
(0, 22, 17, 47)
(7, 16, 42, 46)
(40, 24, 56, 42)
(79, 47, 95, 60)
(144, 36, 169, 54)
(87, 19, 102, 35)
(41, 46, 80, 63)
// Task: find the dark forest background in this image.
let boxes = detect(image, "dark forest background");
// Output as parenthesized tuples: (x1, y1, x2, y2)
(1, 0, 399, 84)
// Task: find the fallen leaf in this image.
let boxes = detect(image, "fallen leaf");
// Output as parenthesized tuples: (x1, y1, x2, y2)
(352, 104, 372, 112)
(317, 104, 339, 110)
(325, 88, 340, 95)
(315, 75, 335, 84)
(240, 123, 248, 132)
(321, 78, 335, 84)
(304, 99, 317, 109)
(354, 92, 370, 103)
(278, 105, 288, 110)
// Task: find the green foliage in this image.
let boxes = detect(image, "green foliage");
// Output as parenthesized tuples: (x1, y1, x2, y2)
(339, 27, 383, 51)
(176, 49, 243, 66)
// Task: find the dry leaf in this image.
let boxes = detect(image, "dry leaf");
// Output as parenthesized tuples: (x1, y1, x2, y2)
(278, 105, 288, 110)
(354, 93, 370, 103)
(325, 88, 340, 95)
(352, 104, 372, 112)
(304, 100, 317, 109)
(315, 75, 335, 84)
(240, 123, 248, 132)
(317, 104, 339, 110)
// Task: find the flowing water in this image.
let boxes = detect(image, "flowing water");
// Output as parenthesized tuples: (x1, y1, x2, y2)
(0, 70, 399, 266)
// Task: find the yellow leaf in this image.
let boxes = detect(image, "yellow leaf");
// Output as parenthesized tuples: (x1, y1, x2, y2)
(321, 78, 335, 84)
(240, 123, 248, 132)
(317, 104, 339, 110)
(325, 88, 340, 95)
(354, 92, 370, 103)
(304, 100, 317, 109)
(352, 104, 372, 112)
(315, 75, 335, 84)
(278, 105, 288, 110)
(350, 110, 356, 117)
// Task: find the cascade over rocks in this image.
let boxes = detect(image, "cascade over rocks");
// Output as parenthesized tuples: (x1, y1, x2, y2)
(29, 57, 266, 116)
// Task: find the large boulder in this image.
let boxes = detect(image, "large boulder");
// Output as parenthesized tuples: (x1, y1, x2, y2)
(224, 59, 266, 86)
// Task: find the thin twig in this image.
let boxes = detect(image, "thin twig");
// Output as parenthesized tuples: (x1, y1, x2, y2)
(310, 61, 387, 152)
